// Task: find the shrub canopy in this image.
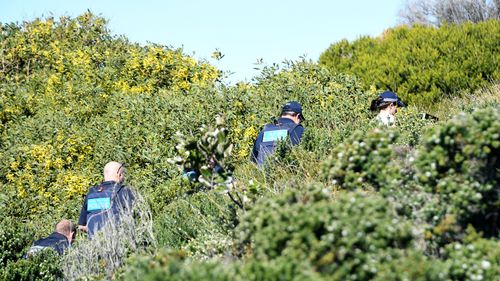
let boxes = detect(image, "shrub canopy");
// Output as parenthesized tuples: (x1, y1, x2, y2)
(319, 20, 500, 107)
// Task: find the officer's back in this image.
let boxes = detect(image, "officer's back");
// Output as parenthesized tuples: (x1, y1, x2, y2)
(25, 219, 75, 258)
(251, 101, 305, 166)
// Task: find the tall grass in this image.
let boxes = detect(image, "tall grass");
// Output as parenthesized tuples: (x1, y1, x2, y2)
(429, 83, 500, 119)
(62, 189, 154, 280)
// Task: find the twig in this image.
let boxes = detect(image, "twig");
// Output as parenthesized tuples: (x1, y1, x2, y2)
(227, 191, 243, 209)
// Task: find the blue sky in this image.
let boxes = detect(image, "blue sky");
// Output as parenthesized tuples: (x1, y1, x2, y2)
(0, 0, 404, 83)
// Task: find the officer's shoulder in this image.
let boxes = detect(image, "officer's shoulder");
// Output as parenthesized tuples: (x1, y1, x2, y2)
(121, 185, 135, 195)
(291, 123, 304, 130)
(87, 185, 99, 192)
(263, 123, 275, 129)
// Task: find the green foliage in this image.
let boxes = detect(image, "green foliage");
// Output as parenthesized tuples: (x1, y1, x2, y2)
(120, 249, 325, 281)
(236, 185, 415, 280)
(153, 191, 237, 252)
(169, 116, 234, 191)
(319, 20, 500, 107)
(414, 107, 500, 236)
(119, 250, 235, 281)
(372, 251, 447, 281)
(443, 233, 500, 281)
(231, 60, 373, 160)
(236, 257, 325, 281)
(321, 128, 401, 190)
(395, 106, 439, 146)
(1, 249, 62, 281)
(2, 12, 500, 281)
(0, 220, 35, 267)
(0, 13, 219, 232)
(321, 105, 499, 246)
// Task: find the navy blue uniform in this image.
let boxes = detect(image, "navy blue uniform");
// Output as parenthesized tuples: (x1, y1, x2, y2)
(251, 117, 304, 165)
(78, 181, 135, 237)
(25, 232, 69, 257)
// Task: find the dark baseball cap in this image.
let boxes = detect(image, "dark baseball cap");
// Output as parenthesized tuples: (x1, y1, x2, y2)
(282, 101, 305, 120)
(380, 91, 406, 107)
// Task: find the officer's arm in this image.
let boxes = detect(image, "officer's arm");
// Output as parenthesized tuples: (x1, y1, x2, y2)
(123, 188, 135, 209)
(250, 131, 263, 163)
(77, 195, 88, 232)
(290, 125, 305, 145)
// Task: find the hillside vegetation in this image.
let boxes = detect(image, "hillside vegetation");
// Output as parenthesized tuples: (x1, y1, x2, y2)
(319, 20, 499, 107)
(0, 13, 499, 280)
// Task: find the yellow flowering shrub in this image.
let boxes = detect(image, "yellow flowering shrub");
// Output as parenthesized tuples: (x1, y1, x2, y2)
(1, 11, 499, 281)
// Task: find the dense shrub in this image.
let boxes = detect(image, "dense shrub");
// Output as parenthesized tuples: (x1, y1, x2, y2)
(0, 12, 218, 101)
(2, 12, 500, 280)
(0, 13, 381, 278)
(372, 250, 446, 281)
(321, 128, 401, 190)
(236, 257, 325, 281)
(319, 20, 500, 107)
(224, 60, 374, 160)
(321, 105, 499, 246)
(0, 220, 35, 267)
(414, 107, 499, 236)
(0, 249, 62, 281)
(236, 185, 415, 280)
(0, 12, 219, 235)
(120, 249, 326, 281)
(154, 191, 237, 252)
(118, 250, 235, 281)
(442, 230, 500, 281)
(0, 28, 377, 236)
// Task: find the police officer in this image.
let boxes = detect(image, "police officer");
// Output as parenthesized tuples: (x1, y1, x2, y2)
(370, 91, 406, 126)
(25, 219, 75, 257)
(78, 161, 135, 237)
(251, 101, 305, 166)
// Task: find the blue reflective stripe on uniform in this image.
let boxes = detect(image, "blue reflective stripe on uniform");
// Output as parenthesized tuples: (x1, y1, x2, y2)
(87, 197, 111, 211)
(262, 129, 288, 142)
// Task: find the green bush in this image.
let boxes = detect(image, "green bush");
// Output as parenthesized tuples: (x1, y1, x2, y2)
(236, 257, 325, 281)
(321, 128, 401, 191)
(154, 191, 237, 251)
(414, 107, 499, 236)
(443, 233, 500, 281)
(372, 251, 446, 281)
(321, 105, 499, 246)
(120, 249, 325, 281)
(319, 20, 500, 107)
(0, 12, 219, 231)
(0, 220, 35, 267)
(1, 249, 62, 281)
(231, 60, 374, 160)
(2, 12, 500, 280)
(236, 185, 415, 280)
(118, 250, 235, 281)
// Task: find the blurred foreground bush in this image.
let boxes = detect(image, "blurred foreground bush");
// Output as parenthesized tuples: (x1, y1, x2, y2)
(236, 185, 415, 280)
(415, 107, 499, 237)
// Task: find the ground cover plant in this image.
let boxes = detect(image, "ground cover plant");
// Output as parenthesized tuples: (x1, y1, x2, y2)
(0, 13, 499, 280)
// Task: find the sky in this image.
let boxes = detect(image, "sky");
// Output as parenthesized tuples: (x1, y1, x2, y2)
(0, 0, 405, 84)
